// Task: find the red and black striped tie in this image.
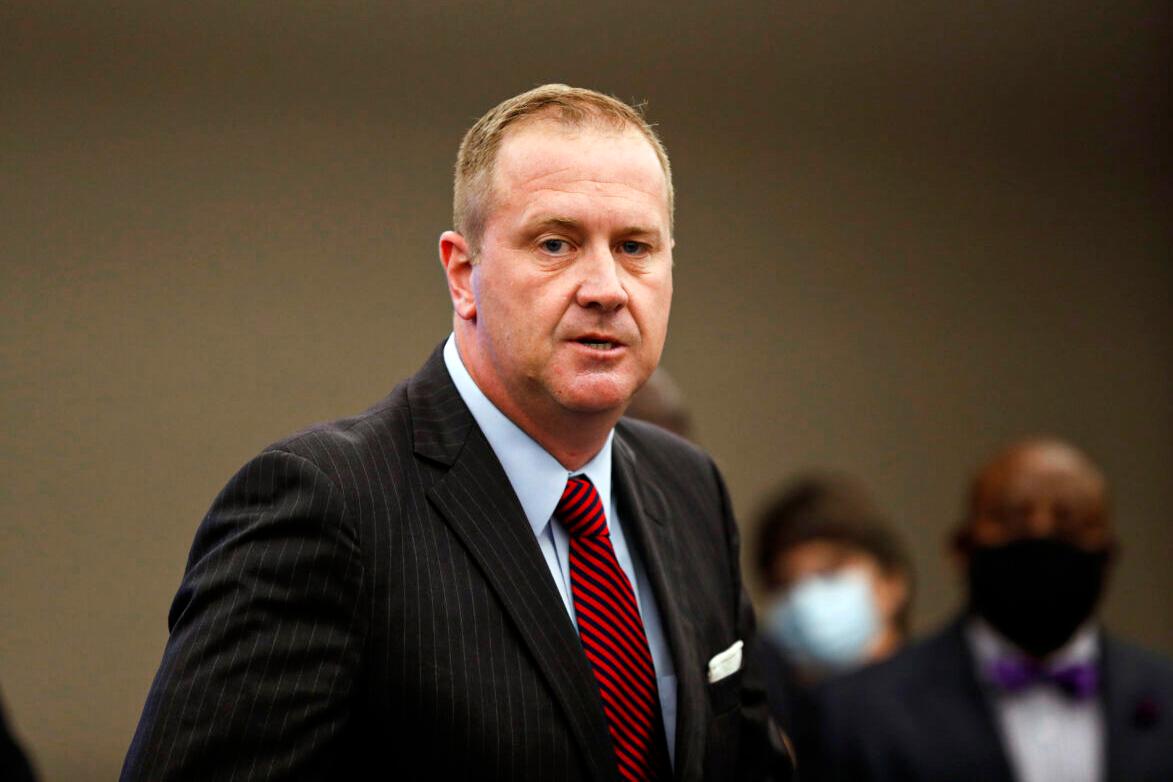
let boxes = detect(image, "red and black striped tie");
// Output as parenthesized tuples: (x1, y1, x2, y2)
(555, 475, 670, 781)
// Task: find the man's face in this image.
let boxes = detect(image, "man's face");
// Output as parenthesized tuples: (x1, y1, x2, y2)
(964, 442, 1112, 553)
(456, 121, 673, 427)
(958, 440, 1114, 658)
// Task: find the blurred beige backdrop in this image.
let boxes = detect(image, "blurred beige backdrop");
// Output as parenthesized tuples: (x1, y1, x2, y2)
(3, 2, 1170, 778)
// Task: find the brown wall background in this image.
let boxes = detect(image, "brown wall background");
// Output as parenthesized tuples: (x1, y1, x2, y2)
(3, 2, 1170, 778)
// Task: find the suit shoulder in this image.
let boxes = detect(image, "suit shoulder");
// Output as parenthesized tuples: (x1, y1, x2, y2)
(263, 381, 413, 467)
(1105, 633, 1173, 687)
(817, 621, 965, 710)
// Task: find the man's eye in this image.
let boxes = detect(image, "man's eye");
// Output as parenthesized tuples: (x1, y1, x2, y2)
(539, 238, 570, 254)
(618, 240, 648, 255)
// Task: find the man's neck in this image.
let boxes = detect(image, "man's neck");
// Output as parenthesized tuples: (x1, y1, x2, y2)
(489, 396, 618, 472)
(967, 614, 1100, 666)
(452, 330, 622, 471)
(866, 625, 904, 663)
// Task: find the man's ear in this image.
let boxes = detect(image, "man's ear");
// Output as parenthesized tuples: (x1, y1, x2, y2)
(948, 527, 971, 574)
(439, 230, 476, 321)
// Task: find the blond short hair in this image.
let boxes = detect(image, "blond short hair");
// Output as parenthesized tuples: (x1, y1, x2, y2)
(453, 84, 674, 256)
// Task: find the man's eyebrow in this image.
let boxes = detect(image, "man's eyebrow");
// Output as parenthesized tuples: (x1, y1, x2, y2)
(527, 216, 583, 232)
(524, 217, 666, 242)
(617, 225, 662, 238)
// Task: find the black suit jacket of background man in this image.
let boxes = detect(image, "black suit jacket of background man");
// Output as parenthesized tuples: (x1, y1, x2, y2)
(122, 344, 778, 781)
(809, 618, 1173, 782)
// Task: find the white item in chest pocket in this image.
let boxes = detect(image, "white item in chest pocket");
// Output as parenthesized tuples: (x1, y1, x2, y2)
(707, 640, 744, 683)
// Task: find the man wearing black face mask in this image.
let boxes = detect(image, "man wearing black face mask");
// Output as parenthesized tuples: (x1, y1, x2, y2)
(808, 437, 1173, 782)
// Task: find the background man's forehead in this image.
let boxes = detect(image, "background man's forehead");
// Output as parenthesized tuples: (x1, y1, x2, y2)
(979, 442, 1103, 489)
(979, 467, 1103, 503)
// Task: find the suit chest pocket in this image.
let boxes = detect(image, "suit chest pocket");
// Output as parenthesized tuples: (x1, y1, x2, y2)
(707, 668, 742, 716)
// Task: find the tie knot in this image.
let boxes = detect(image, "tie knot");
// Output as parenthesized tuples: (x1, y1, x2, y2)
(555, 476, 608, 538)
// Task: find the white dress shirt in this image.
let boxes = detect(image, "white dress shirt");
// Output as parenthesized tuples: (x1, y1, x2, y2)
(967, 618, 1105, 782)
(443, 335, 678, 763)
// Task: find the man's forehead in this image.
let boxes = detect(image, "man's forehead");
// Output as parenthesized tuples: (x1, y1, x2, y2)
(494, 121, 665, 190)
(976, 442, 1107, 507)
(499, 115, 643, 151)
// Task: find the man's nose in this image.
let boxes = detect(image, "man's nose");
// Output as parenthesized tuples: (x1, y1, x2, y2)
(1023, 504, 1059, 538)
(574, 244, 629, 311)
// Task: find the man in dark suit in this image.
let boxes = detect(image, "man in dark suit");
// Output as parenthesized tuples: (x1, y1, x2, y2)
(810, 437, 1173, 781)
(122, 84, 786, 781)
(0, 690, 37, 782)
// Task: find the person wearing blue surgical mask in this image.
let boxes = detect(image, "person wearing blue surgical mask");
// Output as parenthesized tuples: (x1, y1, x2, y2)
(751, 475, 913, 756)
(767, 559, 881, 673)
(764, 533, 910, 676)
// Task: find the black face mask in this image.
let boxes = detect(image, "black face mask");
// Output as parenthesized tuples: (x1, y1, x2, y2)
(967, 538, 1111, 658)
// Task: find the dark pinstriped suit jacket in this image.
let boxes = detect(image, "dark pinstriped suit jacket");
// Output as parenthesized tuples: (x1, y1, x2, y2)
(122, 344, 779, 781)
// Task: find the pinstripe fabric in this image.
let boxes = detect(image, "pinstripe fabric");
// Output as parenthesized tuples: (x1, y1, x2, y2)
(121, 343, 782, 781)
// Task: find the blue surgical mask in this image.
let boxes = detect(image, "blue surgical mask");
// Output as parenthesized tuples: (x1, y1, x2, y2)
(764, 568, 879, 674)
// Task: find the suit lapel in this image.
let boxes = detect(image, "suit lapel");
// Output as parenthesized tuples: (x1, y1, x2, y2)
(1101, 633, 1165, 782)
(409, 347, 619, 782)
(611, 433, 706, 781)
(1102, 635, 1132, 781)
(918, 620, 1016, 781)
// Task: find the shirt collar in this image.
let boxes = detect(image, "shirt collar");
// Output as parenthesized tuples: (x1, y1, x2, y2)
(443, 334, 614, 538)
(967, 615, 1099, 675)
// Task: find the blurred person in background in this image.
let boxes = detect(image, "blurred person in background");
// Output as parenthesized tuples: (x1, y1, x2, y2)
(0, 689, 37, 782)
(751, 475, 913, 760)
(623, 367, 693, 440)
(812, 436, 1173, 781)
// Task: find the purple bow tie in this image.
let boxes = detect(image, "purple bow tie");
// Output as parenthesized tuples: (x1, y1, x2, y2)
(988, 658, 1099, 700)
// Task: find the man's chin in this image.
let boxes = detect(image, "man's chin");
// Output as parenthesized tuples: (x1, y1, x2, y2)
(553, 383, 638, 417)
